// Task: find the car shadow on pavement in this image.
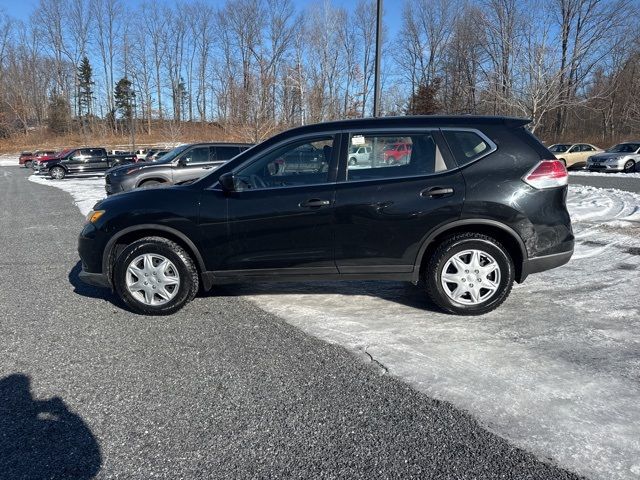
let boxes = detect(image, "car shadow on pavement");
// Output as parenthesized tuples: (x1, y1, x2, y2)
(0, 374, 102, 479)
(211, 280, 443, 313)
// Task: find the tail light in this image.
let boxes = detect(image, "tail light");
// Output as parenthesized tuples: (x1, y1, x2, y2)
(523, 160, 568, 189)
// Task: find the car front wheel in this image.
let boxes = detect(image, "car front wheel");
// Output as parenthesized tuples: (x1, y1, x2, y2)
(50, 166, 66, 179)
(624, 160, 635, 172)
(113, 237, 199, 315)
(425, 233, 514, 315)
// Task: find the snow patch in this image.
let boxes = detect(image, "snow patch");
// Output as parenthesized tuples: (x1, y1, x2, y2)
(28, 174, 106, 215)
(570, 170, 640, 178)
(0, 153, 19, 167)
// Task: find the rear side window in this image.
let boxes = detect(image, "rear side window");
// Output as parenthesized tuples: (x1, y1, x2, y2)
(215, 146, 241, 160)
(443, 130, 494, 166)
(345, 132, 452, 182)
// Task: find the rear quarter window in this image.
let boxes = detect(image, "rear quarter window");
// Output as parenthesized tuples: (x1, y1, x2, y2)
(442, 130, 494, 166)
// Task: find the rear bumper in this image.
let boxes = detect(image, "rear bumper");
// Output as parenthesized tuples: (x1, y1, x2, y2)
(520, 249, 573, 282)
(79, 269, 111, 289)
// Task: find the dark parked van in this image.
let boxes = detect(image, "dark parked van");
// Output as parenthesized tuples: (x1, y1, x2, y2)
(79, 116, 573, 316)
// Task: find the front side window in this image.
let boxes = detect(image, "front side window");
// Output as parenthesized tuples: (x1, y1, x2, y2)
(345, 132, 450, 181)
(233, 137, 333, 191)
(182, 147, 210, 164)
(443, 130, 493, 166)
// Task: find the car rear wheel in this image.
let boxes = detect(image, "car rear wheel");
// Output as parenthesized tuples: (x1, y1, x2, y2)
(25, 160, 32, 169)
(113, 237, 199, 315)
(624, 160, 635, 172)
(50, 166, 66, 180)
(424, 233, 514, 315)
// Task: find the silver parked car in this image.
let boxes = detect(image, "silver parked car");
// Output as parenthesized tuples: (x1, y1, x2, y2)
(586, 142, 640, 172)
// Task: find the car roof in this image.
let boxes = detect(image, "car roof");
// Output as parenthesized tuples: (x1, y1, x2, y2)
(279, 116, 530, 137)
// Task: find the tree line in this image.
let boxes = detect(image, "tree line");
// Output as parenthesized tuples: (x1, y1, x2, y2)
(0, 0, 639, 145)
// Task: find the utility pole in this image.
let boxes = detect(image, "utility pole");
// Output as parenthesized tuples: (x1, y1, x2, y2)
(373, 0, 383, 117)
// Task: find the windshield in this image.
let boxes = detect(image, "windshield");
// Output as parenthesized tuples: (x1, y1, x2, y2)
(152, 145, 190, 163)
(606, 143, 640, 153)
(549, 144, 571, 153)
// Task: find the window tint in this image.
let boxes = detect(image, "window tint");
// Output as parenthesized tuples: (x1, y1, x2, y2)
(215, 146, 241, 160)
(443, 130, 493, 166)
(234, 137, 333, 191)
(183, 147, 210, 164)
(345, 132, 450, 181)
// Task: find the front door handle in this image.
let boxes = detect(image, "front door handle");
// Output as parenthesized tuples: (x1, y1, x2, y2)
(299, 198, 331, 208)
(202, 166, 214, 170)
(421, 187, 454, 198)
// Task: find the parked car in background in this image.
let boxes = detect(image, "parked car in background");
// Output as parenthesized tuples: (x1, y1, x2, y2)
(348, 145, 372, 165)
(19, 150, 57, 168)
(383, 142, 412, 164)
(33, 149, 71, 172)
(586, 142, 640, 173)
(79, 116, 573, 316)
(105, 142, 252, 195)
(144, 149, 171, 162)
(38, 147, 137, 179)
(548, 143, 602, 170)
(19, 152, 34, 167)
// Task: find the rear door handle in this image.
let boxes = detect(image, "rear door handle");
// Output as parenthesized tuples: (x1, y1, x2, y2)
(299, 198, 331, 208)
(421, 187, 454, 198)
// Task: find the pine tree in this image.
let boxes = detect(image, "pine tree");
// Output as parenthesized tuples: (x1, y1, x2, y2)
(114, 77, 135, 121)
(77, 56, 94, 117)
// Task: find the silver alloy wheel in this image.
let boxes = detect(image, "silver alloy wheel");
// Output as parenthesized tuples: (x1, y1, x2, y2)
(440, 249, 501, 305)
(51, 167, 64, 179)
(125, 253, 180, 306)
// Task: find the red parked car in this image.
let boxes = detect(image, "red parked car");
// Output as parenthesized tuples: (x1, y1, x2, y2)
(383, 142, 412, 164)
(19, 150, 57, 168)
(33, 149, 71, 171)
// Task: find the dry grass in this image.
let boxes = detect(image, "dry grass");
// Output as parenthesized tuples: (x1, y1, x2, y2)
(0, 121, 259, 154)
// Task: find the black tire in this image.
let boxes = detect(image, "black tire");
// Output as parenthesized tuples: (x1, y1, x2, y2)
(113, 236, 199, 315)
(139, 179, 162, 188)
(348, 157, 357, 166)
(49, 166, 66, 180)
(424, 233, 514, 315)
(624, 160, 635, 173)
(25, 160, 32, 169)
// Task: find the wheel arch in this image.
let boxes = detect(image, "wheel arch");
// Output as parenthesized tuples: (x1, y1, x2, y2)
(136, 176, 170, 188)
(413, 219, 528, 284)
(103, 224, 209, 289)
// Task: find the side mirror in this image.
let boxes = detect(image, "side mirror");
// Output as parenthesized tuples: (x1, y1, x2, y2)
(218, 172, 235, 192)
(177, 157, 187, 167)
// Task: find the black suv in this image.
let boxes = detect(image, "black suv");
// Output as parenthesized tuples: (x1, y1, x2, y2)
(78, 116, 573, 316)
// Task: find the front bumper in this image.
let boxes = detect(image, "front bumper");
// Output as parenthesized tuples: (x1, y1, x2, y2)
(79, 268, 111, 289)
(587, 161, 623, 171)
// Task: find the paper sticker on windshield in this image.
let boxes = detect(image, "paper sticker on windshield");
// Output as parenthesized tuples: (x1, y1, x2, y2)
(352, 135, 365, 146)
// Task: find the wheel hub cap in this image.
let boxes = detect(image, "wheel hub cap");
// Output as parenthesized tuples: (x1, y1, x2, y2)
(126, 254, 180, 306)
(440, 249, 501, 305)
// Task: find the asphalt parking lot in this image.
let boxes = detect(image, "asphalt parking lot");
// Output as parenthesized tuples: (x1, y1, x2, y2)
(0, 167, 587, 479)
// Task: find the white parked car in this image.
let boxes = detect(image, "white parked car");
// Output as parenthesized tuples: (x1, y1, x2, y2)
(586, 142, 640, 173)
(548, 143, 602, 170)
(348, 146, 372, 166)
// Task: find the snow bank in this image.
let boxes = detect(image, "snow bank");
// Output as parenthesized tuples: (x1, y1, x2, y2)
(0, 153, 18, 167)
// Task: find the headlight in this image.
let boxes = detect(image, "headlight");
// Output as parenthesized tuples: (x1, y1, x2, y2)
(607, 157, 622, 162)
(85, 209, 105, 224)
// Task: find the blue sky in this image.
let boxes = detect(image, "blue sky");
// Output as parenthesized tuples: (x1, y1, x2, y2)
(0, 0, 401, 35)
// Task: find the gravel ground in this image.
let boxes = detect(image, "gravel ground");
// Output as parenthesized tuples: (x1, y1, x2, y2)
(0, 166, 585, 479)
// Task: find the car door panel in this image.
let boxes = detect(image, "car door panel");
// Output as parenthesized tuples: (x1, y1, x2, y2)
(334, 130, 465, 270)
